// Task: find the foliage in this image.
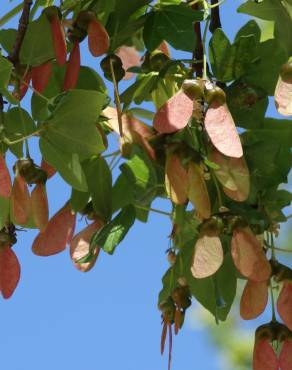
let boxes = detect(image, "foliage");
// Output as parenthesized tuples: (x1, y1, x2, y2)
(0, 0, 292, 369)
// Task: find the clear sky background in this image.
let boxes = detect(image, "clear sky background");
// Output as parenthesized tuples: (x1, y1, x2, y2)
(0, 2, 290, 370)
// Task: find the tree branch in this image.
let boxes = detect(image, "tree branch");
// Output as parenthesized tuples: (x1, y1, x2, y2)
(8, 0, 33, 65)
(0, 95, 4, 112)
(209, 0, 222, 34)
(192, 4, 204, 77)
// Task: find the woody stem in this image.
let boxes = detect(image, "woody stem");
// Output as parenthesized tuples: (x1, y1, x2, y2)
(8, 0, 33, 65)
(269, 283, 276, 323)
(109, 58, 124, 137)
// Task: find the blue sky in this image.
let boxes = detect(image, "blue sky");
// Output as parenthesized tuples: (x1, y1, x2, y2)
(0, 2, 290, 370)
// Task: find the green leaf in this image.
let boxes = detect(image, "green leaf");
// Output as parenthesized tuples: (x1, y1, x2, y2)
(112, 173, 134, 213)
(238, 0, 292, 54)
(243, 131, 292, 189)
(209, 29, 232, 81)
(112, 17, 146, 50)
(263, 189, 292, 222)
(128, 107, 155, 121)
(4, 107, 36, 157)
(0, 56, 16, 104)
(0, 14, 55, 66)
(209, 29, 257, 82)
(120, 146, 157, 205)
(235, 20, 261, 43)
(226, 81, 268, 129)
(215, 253, 237, 321)
(244, 39, 287, 95)
(143, 12, 164, 51)
(75, 66, 107, 93)
(0, 3, 23, 27)
(91, 0, 116, 24)
(145, 5, 204, 52)
(41, 90, 106, 159)
(0, 29, 17, 56)
(114, 0, 150, 21)
(90, 205, 136, 255)
(70, 188, 90, 213)
(0, 56, 12, 92)
(31, 65, 106, 122)
(83, 156, 112, 222)
(120, 73, 159, 106)
(39, 137, 88, 191)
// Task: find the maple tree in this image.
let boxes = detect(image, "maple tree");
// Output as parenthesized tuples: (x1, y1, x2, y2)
(0, 0, 291, 369)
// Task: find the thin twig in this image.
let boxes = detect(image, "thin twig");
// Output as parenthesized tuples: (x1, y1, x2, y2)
(0, 95, 4, 112)
(267, 245, 292, 254)
(208, 0, 226, 9)
(109, 58, 124, 137)
(103, 150, 121, 158)
(11, 70, 50, 102)
(8, 0, 33, 65)
(270, 232, 276, 261)
(2, 127, 44, 146)
(134, 204, 172, 217)
(202, 18, 210, 80)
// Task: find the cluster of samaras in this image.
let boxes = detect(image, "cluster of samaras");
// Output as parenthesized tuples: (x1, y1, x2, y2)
(12, 6, 141, 100)
(142, 77, 292, 369)
(0, 4, 291, 369)
(0, 155, 106, 298)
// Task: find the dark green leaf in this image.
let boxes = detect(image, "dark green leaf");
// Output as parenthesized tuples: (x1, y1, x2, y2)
(209, 29, 257, 82)
(0, 56, 16, 104)
(120, 146, 157, 205)
(152, 5, 204, 52)
(83, 156, 112, 222)
(238, 0, 292, 54)
(215, 253, 237, 321)
(0, 14, 55, 66)
(244, 39, 287, 95)
(143, 12, 164, 51)
(112, 173, 134, 213)
(235, 20, 261, 43)
(91, 205, 136, 254)
(70, 188, 90, 213)
(39, 137, 88, 191)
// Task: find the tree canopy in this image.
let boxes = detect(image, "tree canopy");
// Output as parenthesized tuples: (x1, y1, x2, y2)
(0, 0, 291, 369)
